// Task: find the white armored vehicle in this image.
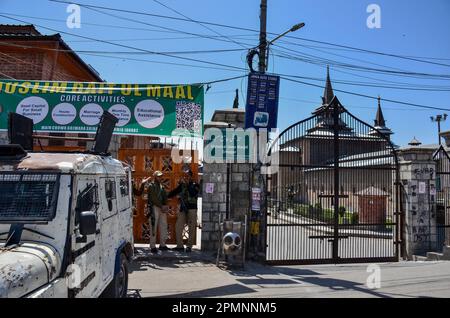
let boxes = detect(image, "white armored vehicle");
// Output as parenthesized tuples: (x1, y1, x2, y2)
(0, 112, 134, 298)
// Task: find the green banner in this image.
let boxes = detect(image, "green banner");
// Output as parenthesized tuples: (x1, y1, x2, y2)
(0, 80, 204, 137)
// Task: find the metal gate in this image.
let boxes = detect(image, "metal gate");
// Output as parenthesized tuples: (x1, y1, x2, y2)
(265, 97, 401, 265)
(434, 146, 450, 251)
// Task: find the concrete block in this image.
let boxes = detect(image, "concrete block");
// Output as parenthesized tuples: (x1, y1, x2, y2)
(239, 164, 251, 173)
(231, 182, 241, 191)
(218, 183, 227, 192)
(210, 232, 220, 241)
(239, 182, 249, 191)
(203, 202, 219, 212)
(232, 173, 243, 182)
(202, 222, 214, 232)
(201, 212, 210, 222)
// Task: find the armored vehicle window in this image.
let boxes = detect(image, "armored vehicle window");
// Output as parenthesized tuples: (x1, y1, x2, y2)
(104, 178, 117, 212)
(0, 173, 59, 222)
(119, 178, 129, 197)
(105, 179, 116, 200)
(76, 182, 98, 213)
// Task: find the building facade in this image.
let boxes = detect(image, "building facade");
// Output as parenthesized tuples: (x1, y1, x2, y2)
(0, 24, 103, 148)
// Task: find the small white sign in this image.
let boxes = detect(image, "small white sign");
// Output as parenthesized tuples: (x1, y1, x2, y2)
(16, 96, 49, 124)
(430, 184, 436, 196)
(79, 103, 103, 126)
(418, 182, 426, 194)
(134, 99, 164, 128)
(52, 103, 76, 125)
(205, 183, 214, 194)
(108, 104, 131, 127)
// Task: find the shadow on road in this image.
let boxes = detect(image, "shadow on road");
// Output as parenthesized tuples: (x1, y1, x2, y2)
(128, 247, 398, 298)
(293, 276, 392, 298)
(157, 284, 257, 298)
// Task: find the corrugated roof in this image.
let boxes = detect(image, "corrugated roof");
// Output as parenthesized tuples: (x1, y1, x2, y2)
(356, 186, 390, 196)
(0, 24, 41, 36)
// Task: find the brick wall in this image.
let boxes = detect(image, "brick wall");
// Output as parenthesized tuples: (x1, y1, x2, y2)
(0, 35, 103, 149)
(0, 52, 44, 80)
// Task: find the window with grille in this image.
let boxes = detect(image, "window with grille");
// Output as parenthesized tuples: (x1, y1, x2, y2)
(119, 178, 129, 197)
(0, 173, 60, 222)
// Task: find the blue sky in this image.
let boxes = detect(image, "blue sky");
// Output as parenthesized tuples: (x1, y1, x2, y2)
(1, 0, 450, 146)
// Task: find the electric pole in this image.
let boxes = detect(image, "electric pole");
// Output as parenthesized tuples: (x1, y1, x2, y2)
(431, 114, 448, 145)
(258, 0, 267, 73)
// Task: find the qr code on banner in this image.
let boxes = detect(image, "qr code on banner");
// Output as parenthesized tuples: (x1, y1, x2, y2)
(176, 101, 202, 133)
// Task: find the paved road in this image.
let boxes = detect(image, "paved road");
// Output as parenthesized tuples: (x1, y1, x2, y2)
(128, 251, 450, 298)
(266, 215, 396, 261)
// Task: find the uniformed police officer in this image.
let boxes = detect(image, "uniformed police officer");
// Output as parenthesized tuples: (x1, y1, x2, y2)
(134, 170, 169, 254)
(169, 170, 200, 253)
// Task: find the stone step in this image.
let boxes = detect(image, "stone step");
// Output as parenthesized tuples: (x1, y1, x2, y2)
(426, 252, 444, 261)
(442, 246, 450, 260)
(444, 245, 450, 256)
(412, 255, 427, 262)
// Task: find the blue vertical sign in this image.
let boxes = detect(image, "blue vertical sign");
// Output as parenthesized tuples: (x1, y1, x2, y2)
(245, 73, 280, 130)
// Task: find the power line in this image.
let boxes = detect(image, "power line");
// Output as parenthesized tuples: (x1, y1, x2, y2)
(0, 11, 184, 34)
(0, 41, 247, 55)
(0, 39, 248, 74)
(281, 76, 450, 111)
(45, 1, 450, 76)
(0, 74, 247, 89)
(49, 0, 450, 67)
(273, 49, 450, 80)
(52, 4, 450, 81)
(0, 11, 257, 42)
(83, 6, 255, 49)
(279, 96, 435, 112)
(0, 51, 76, 80)
(2, 39, 450, 92)
(152, 0, 248, 50)
(274, 72, 450, 92)
(0, 69, 15, 79)
(0, 14, 249, 72)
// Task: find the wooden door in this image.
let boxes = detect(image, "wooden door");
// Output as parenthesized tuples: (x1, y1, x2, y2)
(118, 147, 198, 245)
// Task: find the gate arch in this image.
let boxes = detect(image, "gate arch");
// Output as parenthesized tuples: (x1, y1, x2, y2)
(265, 96, 401, 265)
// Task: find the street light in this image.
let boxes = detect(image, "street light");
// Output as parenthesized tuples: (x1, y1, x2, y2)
(431, 113, 448, 145)
(267, 22, 305, 46)
(247, 22, 305, 73)
(263, 22, 305, 72)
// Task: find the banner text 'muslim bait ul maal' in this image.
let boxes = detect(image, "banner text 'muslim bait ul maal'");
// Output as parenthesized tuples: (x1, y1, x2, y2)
(0, 81, 204, 137)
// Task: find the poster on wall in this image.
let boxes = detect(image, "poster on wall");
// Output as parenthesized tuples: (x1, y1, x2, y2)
(0, 80, 204, 137)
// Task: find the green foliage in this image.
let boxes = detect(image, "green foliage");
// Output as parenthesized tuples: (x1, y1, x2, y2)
(351, 212, 359, 225)
(338, 206, 346, 217)
(292, 203, 359, 225)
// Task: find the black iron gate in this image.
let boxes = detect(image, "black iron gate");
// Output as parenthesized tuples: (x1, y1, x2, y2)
(265, 97, 401, 265)
(434, 146, 450, 252)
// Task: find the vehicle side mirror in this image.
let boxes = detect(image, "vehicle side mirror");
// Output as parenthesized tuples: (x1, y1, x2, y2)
(79, 211, 97, 236)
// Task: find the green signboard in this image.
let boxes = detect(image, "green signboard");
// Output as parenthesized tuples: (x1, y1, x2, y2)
(204, 128, 254, 162)
(0, 80, 204, 137)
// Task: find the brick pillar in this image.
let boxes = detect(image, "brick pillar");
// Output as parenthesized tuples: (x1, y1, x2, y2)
(398, 146, 437, 259)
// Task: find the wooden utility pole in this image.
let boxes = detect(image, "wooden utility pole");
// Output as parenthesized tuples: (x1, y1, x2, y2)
(258, 0, 268, 73)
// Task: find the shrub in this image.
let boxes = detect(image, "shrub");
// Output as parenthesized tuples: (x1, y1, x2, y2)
(338, 206, 346, 218)
(351, 212, 359, 224)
